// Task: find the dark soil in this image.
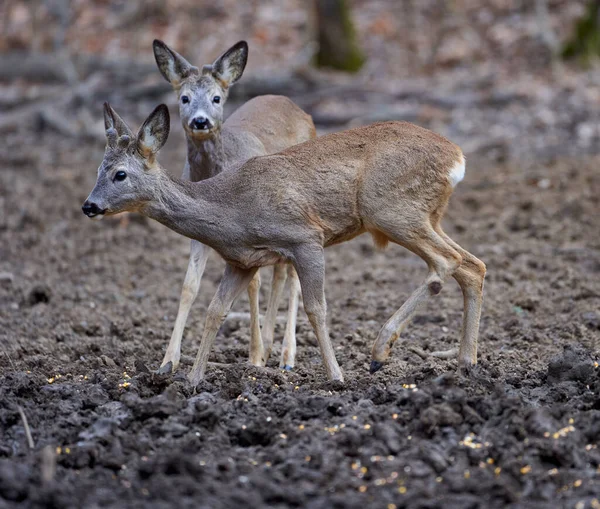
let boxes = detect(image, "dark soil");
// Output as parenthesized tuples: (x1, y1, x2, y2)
(1, 129, 599, 509)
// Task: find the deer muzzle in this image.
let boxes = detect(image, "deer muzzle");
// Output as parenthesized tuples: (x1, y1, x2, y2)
(82, 201, 107, 219)
(189, 116, 212, 131)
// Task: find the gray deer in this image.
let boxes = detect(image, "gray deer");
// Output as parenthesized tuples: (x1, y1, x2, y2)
(152, 40, 315, 373)
(83, 104, 486, 384)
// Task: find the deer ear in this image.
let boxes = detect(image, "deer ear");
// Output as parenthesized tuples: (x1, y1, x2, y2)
(153, 40, 199, 87)
(103, 102, 133, 147)
(137, 104, 170, 160)
(211, 41, 248, 87)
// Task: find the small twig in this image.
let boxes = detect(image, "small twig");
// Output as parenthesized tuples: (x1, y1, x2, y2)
(40, 445, 57, 485)
(409, 346, 458, 360)
(2, 347, 16, 370)
(430, 348, 458, 359)
(408, 346, 429, 360)
(226, 311, 288, 324)
(207, 361, 230, 368)
(17, 405, 35, 450)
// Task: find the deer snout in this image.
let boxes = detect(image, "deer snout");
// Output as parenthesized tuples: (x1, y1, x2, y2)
(82, 201, 106, 218)
(190, 116, 212, 131)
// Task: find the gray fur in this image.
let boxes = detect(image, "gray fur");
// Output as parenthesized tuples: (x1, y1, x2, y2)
(153, 40, 199, 86)
(151, 41, 316, 372)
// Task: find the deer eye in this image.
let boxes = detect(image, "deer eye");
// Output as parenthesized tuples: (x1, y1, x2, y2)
(114, 171, 127, 182)
(213, 96, 221, 104)
(181, 95, 190, 104)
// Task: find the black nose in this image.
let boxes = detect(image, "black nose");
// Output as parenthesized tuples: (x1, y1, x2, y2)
(190, 117, 211, 130)
(82, 201, 105, 216)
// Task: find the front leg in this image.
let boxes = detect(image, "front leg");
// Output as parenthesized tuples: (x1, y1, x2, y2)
(247, 271, 264, 366)
(159, 240, 210, 373)
(188, 264, 258, 386)
(293, 245, 344, 382)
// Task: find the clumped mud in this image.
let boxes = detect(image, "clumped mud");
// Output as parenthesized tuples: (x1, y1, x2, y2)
(0, 135, 599, 508)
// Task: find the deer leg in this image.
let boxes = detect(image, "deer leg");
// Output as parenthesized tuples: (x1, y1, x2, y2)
(293, 246, 344, 382)
(280, 265, 301, 370)
(261, 264, 288, 363)
(370, 229, 462, 373)
(158, 240, 210, 374)
(247, 271, 264, 366)
(431, 230, 486, 368)
(188, 264, 258, 386)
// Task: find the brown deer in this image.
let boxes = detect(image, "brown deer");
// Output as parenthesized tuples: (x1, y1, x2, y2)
(83, 104, 486, 384)
(151, 40, 315, 373)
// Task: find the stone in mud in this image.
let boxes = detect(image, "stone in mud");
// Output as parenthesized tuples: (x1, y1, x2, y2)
(419, 443, 449, 473)
(124, 386, 186, 420)
(420, 403, 463, 431)
(547, 345, 594, 385)
(0, 460, 30, 501)
(78, 417, 118, 441)
(373, 423, 401, 454)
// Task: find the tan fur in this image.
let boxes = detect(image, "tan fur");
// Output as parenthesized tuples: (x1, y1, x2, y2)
(224, 95, 316, 156)
(371, 231, 390, 250)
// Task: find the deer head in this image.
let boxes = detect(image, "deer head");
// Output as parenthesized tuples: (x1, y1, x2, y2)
(82, 103, 170, 219)
(153, 40, 248, 139)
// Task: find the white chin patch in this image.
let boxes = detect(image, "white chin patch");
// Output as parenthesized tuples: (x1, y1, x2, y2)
(449, 155, 466, 187)
(90, 214, 105, 221)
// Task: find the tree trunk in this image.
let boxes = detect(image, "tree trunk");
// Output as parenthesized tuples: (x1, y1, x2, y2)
(314, 0, 365, 72)
(562, 0, 600, 63)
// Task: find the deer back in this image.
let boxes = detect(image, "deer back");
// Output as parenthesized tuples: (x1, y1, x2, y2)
(223, 95, 316, 159)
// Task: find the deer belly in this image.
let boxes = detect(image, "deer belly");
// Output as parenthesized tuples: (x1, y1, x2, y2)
(324, 223, 365, 247)
(224, 247, 289, 270)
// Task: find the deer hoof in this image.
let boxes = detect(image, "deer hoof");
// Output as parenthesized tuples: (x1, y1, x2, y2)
(369, 360, 384, 374)
(281, 364, 293, 371)
(155, 361, 173, 375)
(457, 362, 478, 377)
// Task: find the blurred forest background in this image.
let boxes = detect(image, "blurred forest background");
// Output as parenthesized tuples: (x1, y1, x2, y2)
(1, 0, 599, 166)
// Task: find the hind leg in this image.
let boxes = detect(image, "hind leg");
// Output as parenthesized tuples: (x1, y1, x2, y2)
(280, 265, 300, 370)
(433, 229, 486, 368)
(262, 264, 288, 363)
(370, 228, 462, 372)
(247, 271, 264, 366)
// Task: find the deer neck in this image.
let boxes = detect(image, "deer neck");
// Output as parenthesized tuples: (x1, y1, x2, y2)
(141, 171, 228, 249)
(186, 129, 227, 182)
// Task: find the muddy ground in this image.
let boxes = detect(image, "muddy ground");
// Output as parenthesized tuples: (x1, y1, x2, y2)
(0, 123, 599, 509)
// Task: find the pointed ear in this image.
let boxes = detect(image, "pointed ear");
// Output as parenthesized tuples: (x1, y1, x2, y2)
(153, 40, 199, 87)
(103, 102, 133, 148)
(136, 104, 170, 160)
(211, 41, 248, 87)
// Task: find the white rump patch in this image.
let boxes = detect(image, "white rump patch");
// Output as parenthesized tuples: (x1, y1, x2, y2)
(449, 155, 466, 187)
